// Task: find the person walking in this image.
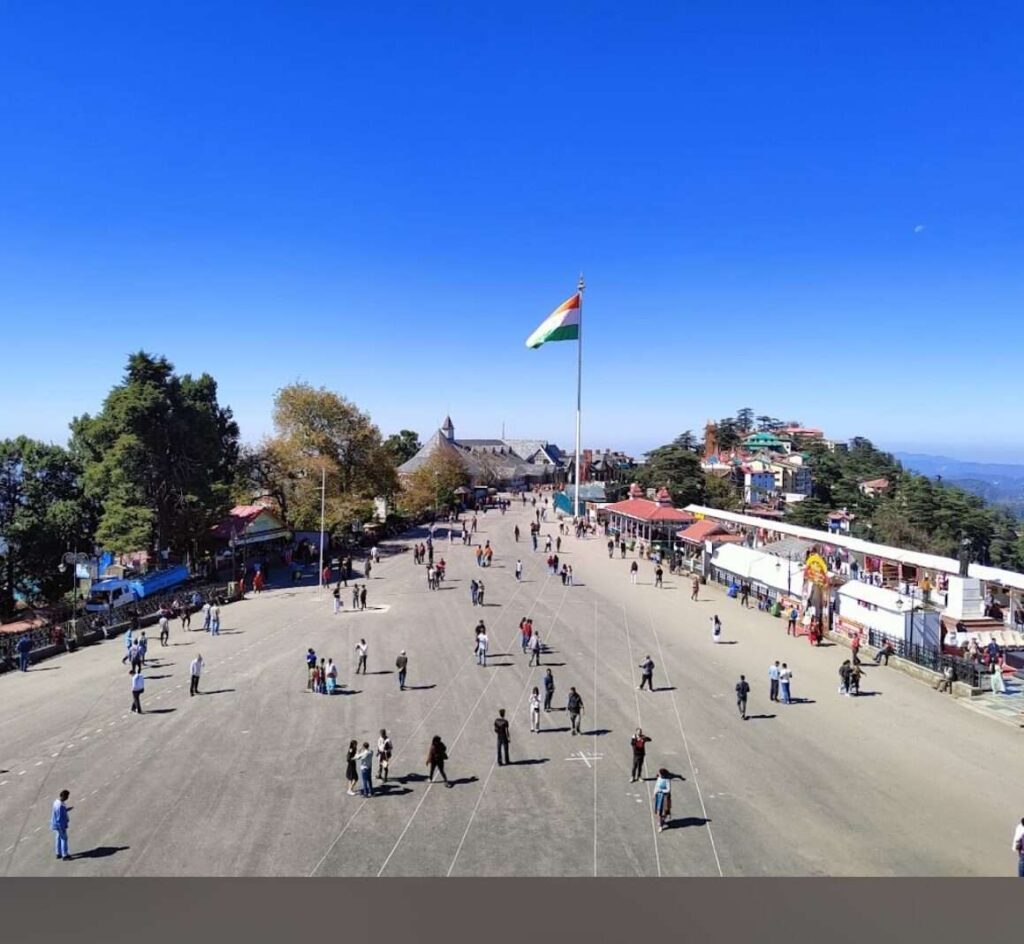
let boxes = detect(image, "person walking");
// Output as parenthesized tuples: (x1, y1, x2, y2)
(159, 613, 170, 647)
(514, 525, 520, 542)
(543, 668, 555, 712)
(851, 634, 862, 666)
(629, 560, 639, 585)
(515, 559, 523, 582)
(529, 688, 541, 732)
(654, 565, 664, 589)
(356, 742, 374, 797)
(638, 655, 655, 691)
(210, 604, 221, 635)
(189, 653, 204, 696)
(691, 576, 700, 602)
(137, 631, 148, 666)
(736, 675, 750, 719)
(779, 663, 793, 704)
(427, 735, 451, 786)
(567, 687, 584, 735)
(849, 662, 862, 696)
(768, 661, 781, 702)
(1012, 817, 1024, 877)
(131, 667, 145, 714)
(494, 709, 511, 766)
(787, 605, 799, 636)
(325, 658, 338, 695)
(51, 790, 71, 861)
(122, 628, 134, 664)
(519, 617, 531, 653)
(360, 584, 367, 611)
(711, 615, 722, 643)
(477, 580, 485, 605)
(351, 584, 360, 609)
(740, 583, 751, 608)
(839, 659, 852, 696)
(396, 650, 408, 690)
(630, 729, 651, 782)
(305, 648, 317, 691)
(528, 630, 542, 667)
(345, 740, 359, 796)
(654, 769, 672, 831)
(377, 730, 393, 782)
(355, 639, 368, 675)
(476, 627, 488, 666)
(333, 586, 341, 614)
(202, 601, 212, 631)
(991, 659, 1007, 695)
(470, 579, 479, 606)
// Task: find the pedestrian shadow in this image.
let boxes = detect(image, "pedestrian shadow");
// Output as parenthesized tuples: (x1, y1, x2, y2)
(365, 670, 393, 675)
(489, 652, 514, 658)
(536, 661, 566, 667)
(373, 784, 414, 797)
(147, 674, 172, 680)
(201, 688, 236, 695)
(219, 630, 245, 635)
(852, 691, 882, 697)
(540, 727, 570, 733)
(332, 689, 362, 696)
(31, 666, 62, 672)
(665, 817, 711, 830)
(145, 708, 178, 714)
(396, 772, 428, 783)
(406, 684, 436, 691)
(509, 758, 549, 766)
(479, 603, 501, 608)
(447, 776, 479, 787)
(786, 697, 816, 705)
(746, 714, 776, 720)
(585, 729, 612, 736)
(653, 686, 677, 692)
(488, 662, 514, 667)
(715, 641, 739, 646)
(70, 845, 130, 859)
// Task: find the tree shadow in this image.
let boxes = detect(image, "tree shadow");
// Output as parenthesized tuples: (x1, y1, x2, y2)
(70, 845, 130, 859)
(666, 817, 711, 830)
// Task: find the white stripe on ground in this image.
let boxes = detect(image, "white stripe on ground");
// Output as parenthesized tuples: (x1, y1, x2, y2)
(646, 606, 724, 877)
(621, 604, 661, 877)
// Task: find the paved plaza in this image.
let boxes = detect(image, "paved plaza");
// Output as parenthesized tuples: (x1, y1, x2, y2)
(0, 501, 1020, 876)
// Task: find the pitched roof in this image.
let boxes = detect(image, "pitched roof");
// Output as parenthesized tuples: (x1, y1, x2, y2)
(677, 519, 731, 544)
(860, 478, 890, 489)
(604, 498, 695, 523)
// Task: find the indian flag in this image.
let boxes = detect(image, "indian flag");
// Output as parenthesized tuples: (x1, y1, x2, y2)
(525, 293, 581, 349)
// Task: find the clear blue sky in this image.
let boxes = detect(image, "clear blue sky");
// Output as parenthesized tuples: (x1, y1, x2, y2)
(3, 2, 1023, 461)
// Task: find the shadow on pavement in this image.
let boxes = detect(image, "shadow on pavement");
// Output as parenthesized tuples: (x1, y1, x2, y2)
(71, 846, 130, 859)
(746, 714, 776, 720)
(509, 758, 549, 766)
(406, 684, 436, 691)
(146, 708, 178, 715)
(586, 729, 612, 736)
(666, 817, 710, 830)
(202, 689, 236, 695)
(447, 776, 479, 787)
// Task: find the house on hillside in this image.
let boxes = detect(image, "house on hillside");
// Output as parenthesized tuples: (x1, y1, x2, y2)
(859, 478, 890, 498)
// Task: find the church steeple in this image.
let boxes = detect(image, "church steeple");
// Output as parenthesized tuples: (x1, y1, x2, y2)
(441, 415, 455, 442)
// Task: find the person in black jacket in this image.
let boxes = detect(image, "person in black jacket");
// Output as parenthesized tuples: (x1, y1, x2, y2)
(736, 675, 750, 719)
(494, 709, 511, 766)
(427, 735, 451, 786)
(567, 688, 584, 735)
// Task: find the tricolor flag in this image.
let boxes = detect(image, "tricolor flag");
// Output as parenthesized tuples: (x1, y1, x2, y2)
(525, 293, 581, 349)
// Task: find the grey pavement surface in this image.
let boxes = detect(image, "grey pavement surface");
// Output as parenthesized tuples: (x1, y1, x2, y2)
(1, 500, 1020, 876)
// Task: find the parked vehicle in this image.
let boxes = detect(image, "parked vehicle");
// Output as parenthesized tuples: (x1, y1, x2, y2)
(84, 565, 190, 615)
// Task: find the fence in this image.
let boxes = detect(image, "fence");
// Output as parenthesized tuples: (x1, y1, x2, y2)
(1, 580, 234, 671)
(867, 630, 987, 688)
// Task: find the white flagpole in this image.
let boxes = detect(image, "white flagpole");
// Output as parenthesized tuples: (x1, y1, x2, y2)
(575, 274, 584, 518)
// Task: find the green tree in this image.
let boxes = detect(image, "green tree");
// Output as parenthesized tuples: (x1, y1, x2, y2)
(785, 497, 828, 529)
(384, 429, 422, 465)
(735, 408, 755, 433)
(715, 418, 741, 452)
(401, 450, 470, 516)
(0, 437, 96, 617)
(638, 435, 706, 506)
(704, 473, 740, 511)
(70, 352, 239, 557)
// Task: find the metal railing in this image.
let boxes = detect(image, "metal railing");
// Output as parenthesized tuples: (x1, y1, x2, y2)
(867, 630, 987, 688)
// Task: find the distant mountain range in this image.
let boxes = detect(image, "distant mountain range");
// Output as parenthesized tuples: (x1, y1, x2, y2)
(894, 453, 1024, 515)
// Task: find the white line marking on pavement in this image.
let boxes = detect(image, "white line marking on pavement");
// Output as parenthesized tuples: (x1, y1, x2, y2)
(0, 782, 7, 787)
(18, 771, 25, 776)
(34, 761, 43, 767)
(647, 607, 724, 877)
(621, 605, 661, 878)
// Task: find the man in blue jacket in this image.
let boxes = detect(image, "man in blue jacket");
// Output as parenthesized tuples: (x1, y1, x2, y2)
(51, 790, 71, 860)
(16, 634, 32, 672)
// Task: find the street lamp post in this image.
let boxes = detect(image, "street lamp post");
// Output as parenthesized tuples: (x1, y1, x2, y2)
(317, 465, 326, 602)
(896, 596, 916, 650)
(59, 550, 89, 642)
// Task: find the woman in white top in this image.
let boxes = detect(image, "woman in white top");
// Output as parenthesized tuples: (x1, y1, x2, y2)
(711, 615, 722, 642)
(529, 687, 541, 732)
(654, 768, 672, 831)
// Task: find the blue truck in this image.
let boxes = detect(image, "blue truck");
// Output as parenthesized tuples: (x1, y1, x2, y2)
(84, 564, 191, 615)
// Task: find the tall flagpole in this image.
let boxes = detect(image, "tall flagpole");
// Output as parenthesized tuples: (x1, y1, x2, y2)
(575, 273, 584, 519)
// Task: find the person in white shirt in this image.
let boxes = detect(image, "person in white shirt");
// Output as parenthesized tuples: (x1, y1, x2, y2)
(778, 664, 793, 704)
(131, 669, 145, 713)
(158, 614, 170, 647)
(476, 630, 488, 666)
(654, 769, 672, 831)
(356, 742, 374, 797)
(189, 654, 204, 696)
(529, 687, 541, 732)
(202, 602, 211, 631)
(377, 729, 393, 781)
(355, 640, 368, 675)
(1012, 818, 1024, 876)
